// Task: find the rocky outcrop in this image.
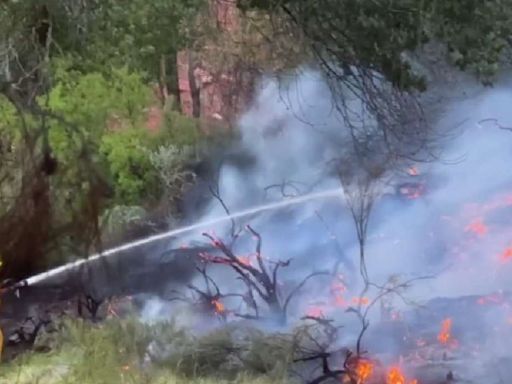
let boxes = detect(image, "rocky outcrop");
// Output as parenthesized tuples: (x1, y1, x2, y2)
(177, 0, 254, 130)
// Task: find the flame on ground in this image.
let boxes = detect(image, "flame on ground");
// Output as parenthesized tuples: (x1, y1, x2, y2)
(464, 218, 488, 236)
(437, 318, 453, 345)
(212, 299, 225, 314)
(352, 297, 370, 306)
(306, 305, 326, 318)
(398, 183, 425, 199)
(500, 247, 512, 263)
(386, 366, 417, 384)
(355, 359, 374, 383)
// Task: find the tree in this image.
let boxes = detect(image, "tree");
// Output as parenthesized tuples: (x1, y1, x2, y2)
(238, 0, 512, 89)
(198, 226, 328, 324)
(236, 0, 512, 166)
(0, 1, 204, 281)
(0, 0, 203, 96)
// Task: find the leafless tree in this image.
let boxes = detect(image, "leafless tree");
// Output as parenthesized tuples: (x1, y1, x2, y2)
(196, 225, 328, 324)
(166, 263, 244, 321)
(291, 315, 372, 384)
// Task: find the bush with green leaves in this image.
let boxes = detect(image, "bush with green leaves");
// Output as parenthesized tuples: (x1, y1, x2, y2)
(157, 110, 201, 148)
(100, 129, 161, 206)
(148, 144, 195, 208)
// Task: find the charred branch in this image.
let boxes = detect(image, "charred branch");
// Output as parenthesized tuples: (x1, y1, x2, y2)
(292, 318, 353, 384)
(199, 226, 327, 323)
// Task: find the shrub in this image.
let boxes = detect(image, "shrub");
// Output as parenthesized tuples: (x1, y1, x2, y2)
(100, 129, 161, 205)
(0, 318, 295, 384)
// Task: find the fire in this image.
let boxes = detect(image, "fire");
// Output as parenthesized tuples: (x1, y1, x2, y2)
(386, 367, 417, 384)
(398, 183, 425, 199)
(386, 367, 405, 384)
(464, 218, 488, 236)
(437, 318, 453, 345)
(306, 305, 326, 318)
(500, 247, 512, 263)
(352, 297, 370, 306)
(212, 298, 225, 314)
(355, 359, 374, 383)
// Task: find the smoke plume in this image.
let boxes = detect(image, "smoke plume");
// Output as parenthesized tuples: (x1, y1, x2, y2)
(143, 69, 512, 382)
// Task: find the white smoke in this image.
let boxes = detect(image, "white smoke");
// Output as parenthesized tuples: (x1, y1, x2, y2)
(174, 70, 512, 300)
(142, 69, 512, 380)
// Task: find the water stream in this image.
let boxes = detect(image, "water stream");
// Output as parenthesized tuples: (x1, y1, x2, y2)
(24, 187, 344, 286)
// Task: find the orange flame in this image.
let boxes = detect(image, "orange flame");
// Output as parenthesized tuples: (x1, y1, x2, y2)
(306, 305, 325, 318)
(437, 318, 452, 345)
(464, 218, 488, 236)
(356, 359, 374, 383)
(386, 367, 405, 384)
(500, 247, 512, 263)
(398, 184, 424, 199)
(212, 299, 225, 314)
(386, 367, 417, 384)
(352, 297, 370, 306)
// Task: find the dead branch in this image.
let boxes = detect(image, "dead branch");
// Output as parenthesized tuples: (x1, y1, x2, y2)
(283, 271, 330, 314)
(200, 225, 327, 323)
(165, 263, 246, 321)
(292, 316, 356, 384)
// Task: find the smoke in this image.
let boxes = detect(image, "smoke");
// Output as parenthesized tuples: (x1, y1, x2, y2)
(141, 69, 512, 380)
(174, 70, 512, 294)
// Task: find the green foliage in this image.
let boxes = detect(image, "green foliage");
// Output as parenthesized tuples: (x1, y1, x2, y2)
(100, 129, 160, 205)
(100, 205, 148, 236)
(46, 62, 159, 206)
(148, 144, 195, 211)
(239, 0, 512, 88)
(0, 0, 204, 85)
(157, 110, 201, 148)
(428, 0, 511, 83)
(48, 62, 150, 136)
(0, 96, 22, 216)
(81, 0, 203, 80)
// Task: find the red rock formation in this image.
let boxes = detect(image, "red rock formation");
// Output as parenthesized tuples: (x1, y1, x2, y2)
(210, 0, 240, 31)
(177, 51, 195, 118)
(177, 0, 253, 130)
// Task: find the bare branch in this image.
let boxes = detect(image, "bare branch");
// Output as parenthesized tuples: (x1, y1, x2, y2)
(283, 271, 329, 314)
